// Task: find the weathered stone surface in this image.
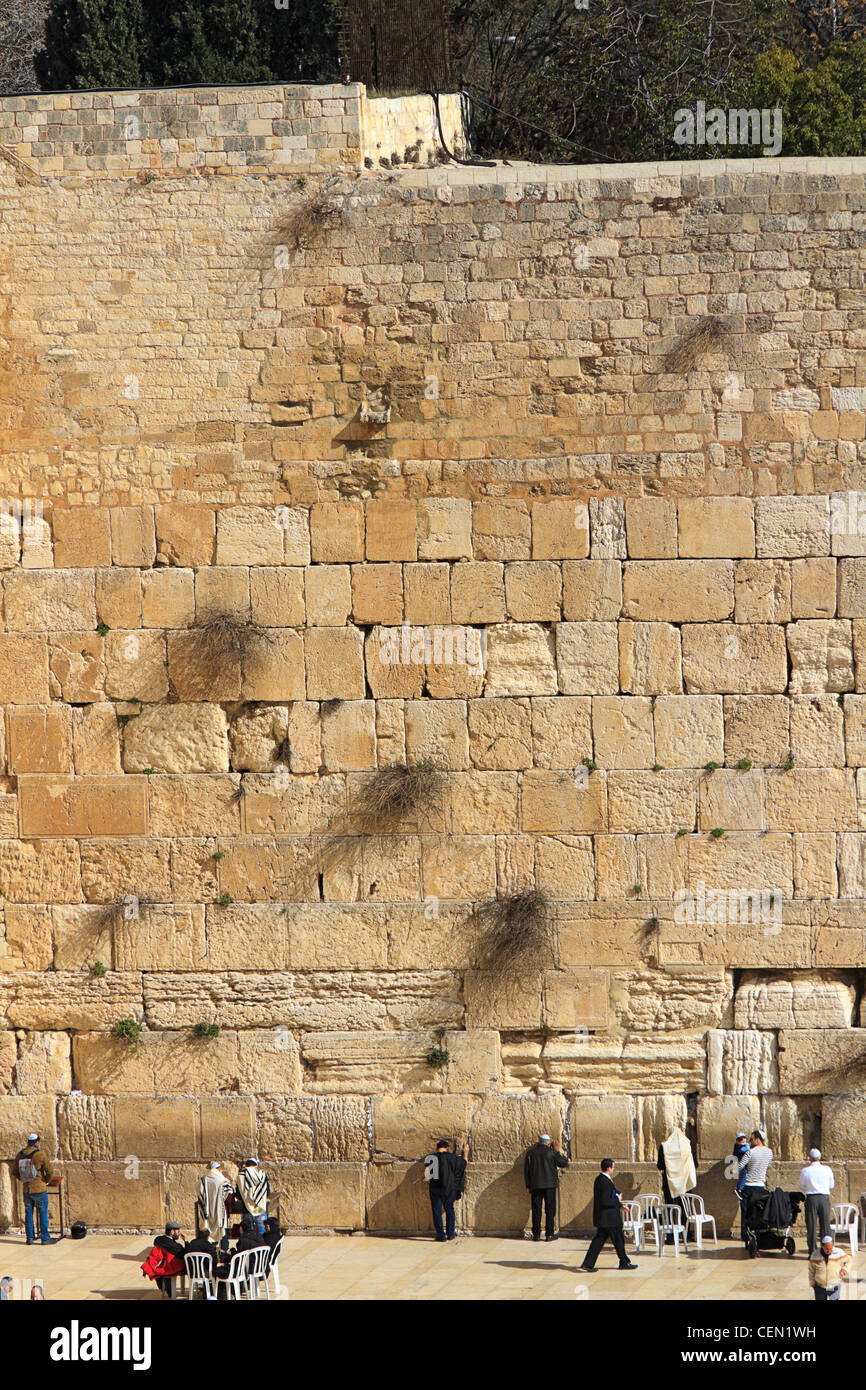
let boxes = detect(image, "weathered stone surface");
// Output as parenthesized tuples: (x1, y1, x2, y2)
(787, 620, 854, 694)
(569, 1095, 632, 1158)
(300, 1030, 499, 1095)
(271, 1162, 365, 1229)
(485, 623, 557, 696)
(372, 1095, 472, 1159)
(472, 1095, 566, 1162)
(123, 703, 229, 772)
(619, 621, 682, 694)
(14, 1032, 71, 1094)
(115, 1096, 198, 1160)
(706, 1029, 777, 1095)
(696, 1096, 760, 1161)
(0, 973, 142, 1031)
(777, 1029, 866, 1094)
(543, 969, 609, 1030)
(623, 561, 734, 622)
(821, 1092, 866, 1160)
(755, 495, 829, 558)
(556, 622, 619, 694)
(682, 623, 788, 693)
(609, 968, 730, 1034)
(63, 1161, 165, 1227)
(0, 1095, 57, 1158)
(734, 971, 855, 1029)
(634, 1095, 688, 1162)
(542, 1034, 705, 1093)
(464, 971, 543, 1031)
(58, 1094, 114, 1161)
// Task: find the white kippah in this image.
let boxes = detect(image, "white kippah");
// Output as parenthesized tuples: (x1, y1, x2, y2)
(810, 1148, 821, 1160)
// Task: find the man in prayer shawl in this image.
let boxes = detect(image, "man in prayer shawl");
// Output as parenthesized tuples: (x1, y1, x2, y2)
(236, 1158, 270, 1236)
(657, 1128, 697, 1242)
(199, 1161, 234, 1252)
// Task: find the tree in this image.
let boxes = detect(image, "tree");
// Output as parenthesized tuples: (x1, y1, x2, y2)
(36, 0, 149, 90)
(753, 39, 866, 153)
(0, 0, 49, 94)
(154, 0, 272, 86)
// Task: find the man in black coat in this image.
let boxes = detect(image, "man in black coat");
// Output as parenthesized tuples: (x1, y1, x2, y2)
(426, 1138, 469, 1242)
(524, 1133, 568, 1242)
(580, 1158, 638, 1271)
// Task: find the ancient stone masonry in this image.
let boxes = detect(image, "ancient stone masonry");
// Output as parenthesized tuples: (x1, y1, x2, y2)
(1, 91, 866, 1232)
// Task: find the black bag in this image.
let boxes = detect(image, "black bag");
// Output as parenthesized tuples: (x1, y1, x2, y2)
(70, 1221, 87, 1240)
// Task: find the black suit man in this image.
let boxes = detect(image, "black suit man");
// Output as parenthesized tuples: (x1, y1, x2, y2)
(580, 1158, 638, 1271)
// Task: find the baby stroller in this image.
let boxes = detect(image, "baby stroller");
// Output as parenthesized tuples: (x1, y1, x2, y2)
(739, 1187, 804, 1258)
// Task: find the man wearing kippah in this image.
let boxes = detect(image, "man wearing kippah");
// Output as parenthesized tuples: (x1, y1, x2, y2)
(808, 1234, 850, 1300)
(524, 1133, 568, 1243)
(799, 1148, 835, 1256)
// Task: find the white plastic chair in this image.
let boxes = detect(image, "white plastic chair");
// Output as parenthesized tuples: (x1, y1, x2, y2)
(633, 1194, 661, 1252)
(623, 1201, 643, 1251)
(246, 1245, 271, 1300)
(267, 1236, 283, 1295)
(831, 1203, 859, 1256)
(184, 1251, 217, 1301)
(217, 1249, 252, 1300)
(681, 1194, 718, 1250)
(658, 1203, 689, 1256)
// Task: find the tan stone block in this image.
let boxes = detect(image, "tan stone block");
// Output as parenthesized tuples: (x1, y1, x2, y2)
(543, 968, 609, 1030)
(593, 833, 638, 899)
(520, 770, 606, 833)
(460, 1161, 527, 1233)
(838, 558, 866, 618)
(843, 694, 866, 765)
(2, 972, 142, 1030)
(7, 707, 73, 774)
(364, 628, 424, 699)
(653, 695, 723, 768)
(49, 633, 104, 703)
(417, 498, 472, 560)
(405, 699, 469, 769)
(484, 623, 557, 696)
(372, 1095, 472, 1159)
(450, 562, 504, 624)
(789, 695, 844, 766)
(53, 904, 113, 969)
(531, 499, 589, 559)
(148, 774, 239, 838)
(724, 694, 789, 766)
(14, 1032, 71, 1094)
(678, 497, 754, 557)
(242, 630, 305, 702)
(534, 834, 594, 899)
(320, 700, 376, 771)
(659, 917, 807, 971)
(792, 557, 836, 618)
(80, 837, 170, 904)
(794, 832, 837, 898)
(591, 696, 654, 769)
(141, 568, 194, 627)
(734, 971, 854, 1030)
(619, 621, 682, 694)
(557, 621, 619, 694)
(821, 1094, 866, 1159)
(543, 1032, 704, 1093)
(707, 1029, 777, 1094)
(0, 636, 49, 703)
(253, 1098, 313, 1162)
(531, 696, 592, 769)
(777, 1028, 866, 1094)
(249, 567, 305, 626)
(607, 770, 697, 832)
(217, 505, 284, 564)
(403, 562, 451, 623)
(422, 835, 495, 899)
(686, 828, 794, 893)
(199, 1097, 254, 1161)
(562, 560, 622, 620)
(569, 1095, 632, 1158)
(351, 563, 403, 625)
(4, 569, 95, 631)
(53, 508, 111, 567)
(387, 903, 478, 971)
(504, 561, 561, 621)
(285, 903, 387, 969)
(275, 507, 311, 565)
(682, 623, 787, 693)
(734, 560, 791, 623)
(122, 703, 228, 773)
(63, 1161, 165, 1226)
(305, 564, 351, 625)
(3, 907, 52, 970)
(58, 1095, 114, 1161)
(0, 1096, 57, 1159)
(365, 499, 417, 561)
(310, 501, 364, 562)
(155, 504, 215, 567)
(471, 500, 531, 561)
(0, 838, 80, 904)
(699, 768, 764, 831)
(626, 497, 677, 559)
(19, 775, 147, 837)
(468, 698, 532, 769)
(765, 767, 856, 831)
(471, 1095, 566, 1162)
(115, 905, 207, 971)
(194, 566, 249, 621)
(110, 506, 157, 566)
(20, 514, 52, 569)
(696, 1096, 760, 1160)
(623, 560, 733, 622)
(755, 495, 829, 558)
(104, 630, 168, 701)
(788, 619, 853, 694)
(305, 627, 365, 699)
(447, 771, 518, 834)
(96, 568, 141, 629)
(115, 1096, 198, 1160)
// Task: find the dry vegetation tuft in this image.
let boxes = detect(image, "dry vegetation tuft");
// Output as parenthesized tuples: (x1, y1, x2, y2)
(473, 889, 553, 980)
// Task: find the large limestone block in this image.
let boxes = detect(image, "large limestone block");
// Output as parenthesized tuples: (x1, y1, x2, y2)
(14, 1032, 71, 1094)
(464, 971, 543, 1030)
(0, 1095, 57, 1158)
(417, 498, 472, 561)
(352, 563, 404, 626)
(778, 1029, 866, 1095)
(72, 705, 122, 774)
(104, 630, 168, 701)
(249, 568, 305, 627)
(365, 627, 425, 698)
(63, 1161, 164, 1227)
(58, 1095, 114, 1161)
(450, 562, 504, 624)
(790, 694, 844, 767)
(626, 498, 677, 560)
(80, 838, 171, 902)
(242, 630, 305, 702)
(821, 1093, 866, 1159)
(556, 621, 619, 695)
(654, 695, 724, 768)
(73, 1029, 300, 1097)
(0, 973, 142, 1031)
(49, 633, 105, 703)
(504, 561, 561, 622)
(485, 623, 557, 696)
(634, 1095, 688, 1161)
(471, 500, 531, 562)
(592, 696, 654, 768)
(557, 909, 655, 968)
(18, 776, 147, 838)
(534, 835, 594, 899)
(217, 506, 284, 564)
(300, 1029, 499, 1095)
(229, 704, 288, 773)
(7, 707, 73, 775)
(404, 563, 451, 623)
(166, 629, 241, 702)
(421, 835, 495, 900)
(255, 1098, 314, 1162)
(543, 969, 609, 1030)
(562, 559, 622, 619)
(531, 696, 592, 769)
(696, 1096, 760, 1161)
(787, 619, 854, 694)
(306, 564, 351, 625)
(659, 921, 808, 972)
(3, 907, 53, 971)
(678, 498, 755, 558)
(148, 774, 239, 837)
(542, 1033, 705, 1093)
(116, 905, 207, 972)
(520, 770, 606, 833)
(472, 1096, 567, 1162)
(468, 698, 532, 769)
(141, 569, 194, 629)
(698, 768, 764, 831)
(52, 509, 111, 568)
(155, 504, 215, 567)
(365, 1160, 430, 1232)
(110, 507, 156, 567)
(764, 768, 857, 831)
(682, 623, 787, 693)
(762, 1096, 818, 1162)
(320, 700, 376, 771)
(590, 497, 626, 558)
(387, 903, 479, 971)
(365, 499, 417, 562)
(216, 837, 317, 904)
(707, 1030, 777, 1095)
(272, 1162, 365, 1229)
(531, 498, 589, 559)
(372, 1095, 472, 1159)
(115, 1097, 198, 1160)
(609, 967, 730, 1034)
(0, 838, 80, 904)
(446, 771, 518, 835)
(0, 636, 50, 703)
(285, 904, 388, 969)
(569, 1095, 632, 1158)
(734, 559, 792, 623)
(404, 699, 469, 769)
(623, 560, 733, 622)
(96, 570, 141, 630)
(122, 703, 229, 773)
(734, 971, 855, 1029)
(310, 502, 364, 564)
(618, 621, 682, 694)
(311, 1097, 373, 1161)
(607, 770, 697, 833)
(206, 904, 288, 970)
(755, 495, 829, 558)
(4, 569, 95, 631)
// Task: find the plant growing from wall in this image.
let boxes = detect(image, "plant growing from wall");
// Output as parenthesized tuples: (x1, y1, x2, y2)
(426, 1044, 451, 1069)
(112, 1018, 143, 1056)
(279, 177, 347, 251)
(172, 612, 276, 699)
(192, 1021, 220, 1039)
(91, 960, 107, 978)
(665, 315, 733, 374)
(472, 889, 553, 982)
(353, 761, 444, 834)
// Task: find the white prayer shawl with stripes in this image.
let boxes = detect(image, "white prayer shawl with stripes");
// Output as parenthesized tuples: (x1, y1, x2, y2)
(237, 1165, 269, 1218)
(199, 1171, 233, 1240)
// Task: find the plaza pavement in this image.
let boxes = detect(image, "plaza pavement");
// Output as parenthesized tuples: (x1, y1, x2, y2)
(0, 1231, 855, 1300)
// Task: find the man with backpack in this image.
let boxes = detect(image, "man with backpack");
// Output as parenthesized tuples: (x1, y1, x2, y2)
(16, 1133, 56, 1246)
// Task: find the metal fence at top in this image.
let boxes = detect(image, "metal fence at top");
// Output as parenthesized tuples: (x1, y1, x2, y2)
(340, 0, 453, 92)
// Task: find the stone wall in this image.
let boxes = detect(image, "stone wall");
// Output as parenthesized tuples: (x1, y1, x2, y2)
(1, 121, 866, 1232)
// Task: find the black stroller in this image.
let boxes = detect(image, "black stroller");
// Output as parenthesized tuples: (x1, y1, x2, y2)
(739, 1186, 804, 1257)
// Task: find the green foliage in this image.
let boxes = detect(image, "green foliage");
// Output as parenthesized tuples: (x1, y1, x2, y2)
(96, 621, 110, 637)
(217, 893, 232, 907)
(192, 1021, 220, 1039)
(704, 762, 720, 773)
(752, 41, 866, 154)
(112, 1017, 142, 1053)
(426, 1045, 451, 1069)
(710, 827, 725, 839)
(736, 758, 752, 771)
(91, 960, 107, 977)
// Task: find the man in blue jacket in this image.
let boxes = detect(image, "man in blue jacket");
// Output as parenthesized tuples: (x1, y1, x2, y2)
(579, 1158, 638, 1271)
